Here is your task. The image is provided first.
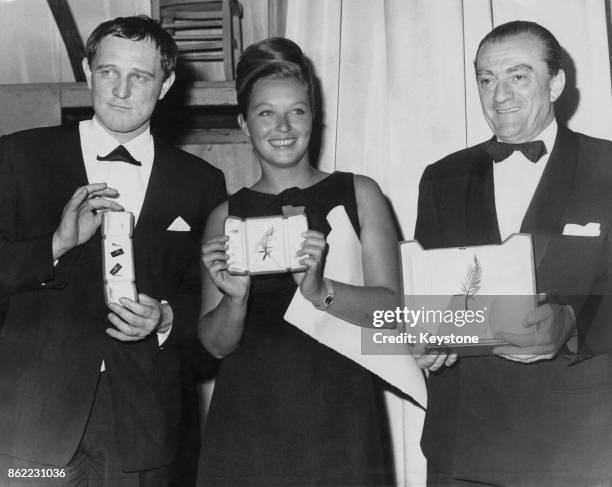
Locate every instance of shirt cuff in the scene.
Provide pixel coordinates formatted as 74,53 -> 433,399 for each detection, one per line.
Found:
565,305 -> 578,353
559,304 -> 591,364
157,326 -> 172,347
157,300 -> 173,347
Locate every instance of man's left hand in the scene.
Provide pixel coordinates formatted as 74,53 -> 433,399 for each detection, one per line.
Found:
106,293 -> 162,341
414,348 -> 458,371
493,303 -> 575,363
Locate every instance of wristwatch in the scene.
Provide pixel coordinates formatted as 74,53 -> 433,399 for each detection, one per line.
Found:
314,278 -> 335,311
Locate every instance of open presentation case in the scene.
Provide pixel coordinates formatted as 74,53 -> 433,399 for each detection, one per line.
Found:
225,214 -> 308,275
400,234 -> 537,355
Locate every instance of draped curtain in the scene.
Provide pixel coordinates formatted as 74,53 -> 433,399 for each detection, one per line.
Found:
1,1 -> 610,484
286,0 -> 612,238
0,0 -> 270,84
285,1 -> 612,485
0,0 -> 151,84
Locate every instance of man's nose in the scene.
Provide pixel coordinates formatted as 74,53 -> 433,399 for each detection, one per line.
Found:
113,77 -> 131,99
493,80 -> 513,103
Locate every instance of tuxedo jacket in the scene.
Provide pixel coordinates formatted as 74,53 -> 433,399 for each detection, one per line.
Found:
415,126 -> 612,485
0,125 -> 226,471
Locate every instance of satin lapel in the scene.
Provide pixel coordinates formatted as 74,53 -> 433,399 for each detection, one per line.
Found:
52,127 -> 92,278
466,141 -> 502,246
520,126 -> 578,270
134,137 -> 172,239
51,127 -> 89,189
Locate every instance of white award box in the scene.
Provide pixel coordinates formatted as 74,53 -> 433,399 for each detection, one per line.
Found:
101,211 -> 138,305
400,234 -> 537,354
225,214 -> 308,275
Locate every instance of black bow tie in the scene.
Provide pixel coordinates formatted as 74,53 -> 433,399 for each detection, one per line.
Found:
486,140 -> 547,163
96,145 -> 141,166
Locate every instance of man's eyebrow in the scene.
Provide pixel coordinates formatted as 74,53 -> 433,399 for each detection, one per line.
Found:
476,64 -> 534,76
131,68 -> 155,77
93,63 -> 116,70
93,64 -> 155,77
507,63 -> 533,73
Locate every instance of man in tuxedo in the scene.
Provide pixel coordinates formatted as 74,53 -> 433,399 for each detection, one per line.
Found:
415,21 -> 612,486
0,16 -> 225,486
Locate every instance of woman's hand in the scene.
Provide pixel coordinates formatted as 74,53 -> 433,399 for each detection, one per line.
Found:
296,230 -> 328,305
201,235 -> 250,302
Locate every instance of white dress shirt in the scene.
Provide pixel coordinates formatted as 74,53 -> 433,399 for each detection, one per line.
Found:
493,120 -> 558,241
78,118 -> 170,369
492,120 -> 577,352
80,117 -> 154,224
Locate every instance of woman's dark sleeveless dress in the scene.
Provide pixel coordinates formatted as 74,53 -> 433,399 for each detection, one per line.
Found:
198,172 -> 393,486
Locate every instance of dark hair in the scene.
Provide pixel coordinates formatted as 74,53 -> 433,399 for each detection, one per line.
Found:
475,20 -> 563,76
85,15 -> 177,80
235,37 -> 315,116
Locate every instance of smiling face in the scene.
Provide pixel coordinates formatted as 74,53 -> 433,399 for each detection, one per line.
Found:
238,76 -> 312,169
82,35 -> 175,144
475,33 -> 565,143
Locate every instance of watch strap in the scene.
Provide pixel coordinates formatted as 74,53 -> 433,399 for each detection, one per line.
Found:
314,278 -> 335,311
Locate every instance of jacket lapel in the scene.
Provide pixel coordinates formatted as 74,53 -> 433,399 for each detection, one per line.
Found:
520,126 -> 578,270
51,126 -> 89,190
466,139 -> 502,246
133,137 -> 174,241
51,127 -> 92,282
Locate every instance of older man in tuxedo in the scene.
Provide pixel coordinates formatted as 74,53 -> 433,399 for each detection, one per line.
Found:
415,20 -> 612,486
0,16 -> 225,486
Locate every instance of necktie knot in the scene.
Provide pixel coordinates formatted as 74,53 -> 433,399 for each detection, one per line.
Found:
97,145 -> 141,166
486,140 -> 547,163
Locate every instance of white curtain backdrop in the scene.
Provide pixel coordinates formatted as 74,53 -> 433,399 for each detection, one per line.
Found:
0,0 -> 150,84
1,1 -> 609,484
285,1 -> 612,485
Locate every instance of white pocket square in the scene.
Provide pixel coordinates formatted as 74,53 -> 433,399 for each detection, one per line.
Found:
167,216 -> 191,232
562,222 -> 600,237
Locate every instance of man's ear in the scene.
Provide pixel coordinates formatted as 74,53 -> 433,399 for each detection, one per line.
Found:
82,58 -> 92,89
549,68 -> 566,102
158,71 -> 176,100
237,113 -> 249,137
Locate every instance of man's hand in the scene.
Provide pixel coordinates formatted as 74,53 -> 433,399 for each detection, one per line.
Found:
53,183 -> 123,259
493,303 -> 575,363
106,293 -> 162,342
415,350 -> 458,371
413,341 -> 458,372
